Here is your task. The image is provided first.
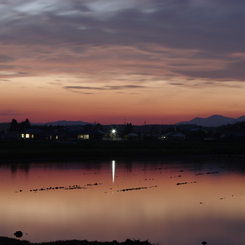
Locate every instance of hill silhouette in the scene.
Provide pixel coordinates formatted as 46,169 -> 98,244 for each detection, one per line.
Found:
177,115 -> 245,127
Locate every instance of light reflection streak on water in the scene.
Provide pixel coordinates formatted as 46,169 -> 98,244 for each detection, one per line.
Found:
0,160 -> 245,245
112,160 -> 115,183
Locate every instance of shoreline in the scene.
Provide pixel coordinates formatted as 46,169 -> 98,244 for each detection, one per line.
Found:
0,237 -> 154,245
1,139 -> 245,164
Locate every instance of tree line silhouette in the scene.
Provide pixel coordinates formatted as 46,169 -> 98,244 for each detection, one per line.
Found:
9,118 -> 31,132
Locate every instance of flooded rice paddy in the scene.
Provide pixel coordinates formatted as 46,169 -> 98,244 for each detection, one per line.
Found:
0,158 -> 245,245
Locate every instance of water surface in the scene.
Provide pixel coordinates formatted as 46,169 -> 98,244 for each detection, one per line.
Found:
0,158 -> 245,245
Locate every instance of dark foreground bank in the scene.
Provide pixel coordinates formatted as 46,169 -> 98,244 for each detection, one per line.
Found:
1,139 -> 245,163
0,237 -> 157,245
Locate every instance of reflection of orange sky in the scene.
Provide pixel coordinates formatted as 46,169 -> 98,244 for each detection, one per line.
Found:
1,162 -> 245,244
1,44 -> 245,124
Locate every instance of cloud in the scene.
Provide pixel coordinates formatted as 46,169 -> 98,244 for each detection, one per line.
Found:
0,110 -> 22,116
0,79 -> 10,82
0,71 -> 29,77
169,78 -> 244,89
170,83 -> 184,86
64,84 -> 147,93
0,55 -> 14,63
173,60 -> 245,81
1,0 -> 244,53
1,0 -> 245,85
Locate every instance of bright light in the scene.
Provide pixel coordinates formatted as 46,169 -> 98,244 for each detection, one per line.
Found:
111,129 -> 116,134
112,160 -> 115,183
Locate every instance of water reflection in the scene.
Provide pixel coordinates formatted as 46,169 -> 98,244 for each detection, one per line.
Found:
112,160 -> 115,184
0,159 -> 245,245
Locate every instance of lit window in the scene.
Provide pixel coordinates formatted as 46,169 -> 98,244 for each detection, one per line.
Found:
78,134 -> 89,139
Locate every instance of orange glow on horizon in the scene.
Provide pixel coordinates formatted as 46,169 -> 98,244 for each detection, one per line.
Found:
1,44 -> 245,125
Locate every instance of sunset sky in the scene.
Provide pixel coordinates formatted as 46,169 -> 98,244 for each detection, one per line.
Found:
1,0 -> 245,125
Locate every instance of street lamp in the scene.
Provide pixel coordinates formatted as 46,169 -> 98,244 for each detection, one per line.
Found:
111,129 -> 117,140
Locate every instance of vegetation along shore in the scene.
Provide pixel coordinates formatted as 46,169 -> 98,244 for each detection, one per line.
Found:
0,237 -> 209,245
0,237 -> 157,245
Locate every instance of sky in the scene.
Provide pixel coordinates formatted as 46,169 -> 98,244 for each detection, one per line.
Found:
1,0 -> 245,125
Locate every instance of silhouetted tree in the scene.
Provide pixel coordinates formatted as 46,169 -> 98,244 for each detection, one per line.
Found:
9,119 -> 19,132
24,118 -> 31,128
19,118 -> 31,131
94,123 -> 104,131
9,118 -> 31,132
123,123 -> 135,135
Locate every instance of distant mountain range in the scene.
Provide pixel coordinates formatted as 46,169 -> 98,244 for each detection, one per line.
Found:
4,115 -> 245,128
177,115 -> 245,127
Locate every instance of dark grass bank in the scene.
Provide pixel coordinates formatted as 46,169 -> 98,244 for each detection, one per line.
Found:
1,139 -> 245,163
0,237 -> 154,245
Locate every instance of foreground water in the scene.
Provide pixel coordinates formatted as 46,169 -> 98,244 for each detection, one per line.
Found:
0,158 -> 245,245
